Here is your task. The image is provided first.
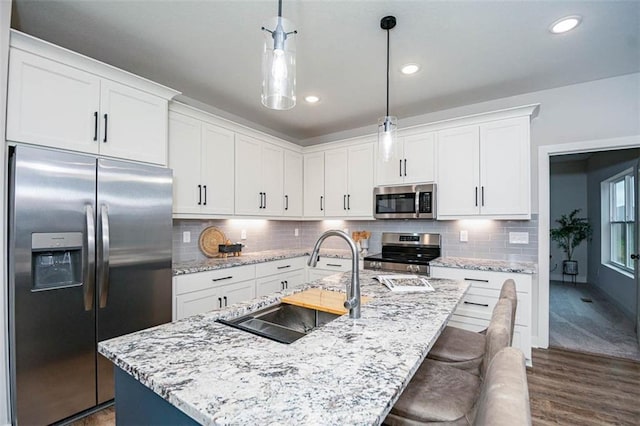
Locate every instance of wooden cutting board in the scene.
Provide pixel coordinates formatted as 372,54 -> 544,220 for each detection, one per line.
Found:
281,288 -> 371,315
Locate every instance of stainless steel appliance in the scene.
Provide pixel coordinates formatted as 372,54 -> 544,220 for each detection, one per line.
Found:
373,184 -> 436,219
363,232 -> 441,275
8,145 -> 173,425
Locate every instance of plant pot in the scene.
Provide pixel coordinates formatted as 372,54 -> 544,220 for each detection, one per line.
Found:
563,260 -> 578,275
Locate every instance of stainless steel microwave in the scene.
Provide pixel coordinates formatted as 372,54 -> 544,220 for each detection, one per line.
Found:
373,184 -> 437,219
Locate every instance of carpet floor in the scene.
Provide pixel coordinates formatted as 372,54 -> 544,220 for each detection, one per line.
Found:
549,280 -> 640,361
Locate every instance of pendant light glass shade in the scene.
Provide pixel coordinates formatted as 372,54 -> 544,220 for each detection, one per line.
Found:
261,16 -> 296,110
378,115 -> 398,162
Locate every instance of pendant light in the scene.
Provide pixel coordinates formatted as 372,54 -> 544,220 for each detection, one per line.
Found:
261,0 -> 297,110
378,15 -> 398,163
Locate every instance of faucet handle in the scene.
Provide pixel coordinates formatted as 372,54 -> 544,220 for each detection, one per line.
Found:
344,297 -> 359,310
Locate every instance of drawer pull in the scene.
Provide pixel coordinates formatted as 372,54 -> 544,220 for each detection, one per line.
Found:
464,301 -> 489,307
277,265 -> 291,269
326,263 -> 342,267
464,278 -> 489,283
212,276 -> 233,282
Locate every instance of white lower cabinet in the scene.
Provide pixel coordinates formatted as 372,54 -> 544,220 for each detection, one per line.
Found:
255,257 -> 307,297
173,265 -> 256,320
430,266 -> 533,362
307,257 -> 352,281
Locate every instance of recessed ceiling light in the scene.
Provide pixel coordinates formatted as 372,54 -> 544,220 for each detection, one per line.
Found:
304,95 -> 320,103
401,63 -> 420,75
549,15 -> 582,34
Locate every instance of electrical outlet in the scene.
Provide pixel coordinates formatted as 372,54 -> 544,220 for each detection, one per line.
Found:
509,232 -> 529,244
459,230 -> 468,242
182,231 -> 191,243
241,229 -> 247,240
294,228 -> 299,237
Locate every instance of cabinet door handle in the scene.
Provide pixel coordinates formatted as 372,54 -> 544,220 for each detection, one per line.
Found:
197,185 -> 202,205
212,276 -> 233,282
284,195 -> 289,210
277,265 -> 291,269
326,263 -> 342,267
284,280 -> 288,289
93,111 -> 98,141
203,185 -> 207,205
103,113 -> 108,143
347,194 -> 351,210
464,278 -> 489,283
475,187 -> 478,207
464,301 -> 489,307
481,186 -> 485,206
218,297 -> 223,308
320,196 -> 324,211
281,281 -> 285,290
404,159 -> 407,176
343,195 -> 347,210
223,296 -> 228,307
263,192 -> 267,209
259,192 -> 263,209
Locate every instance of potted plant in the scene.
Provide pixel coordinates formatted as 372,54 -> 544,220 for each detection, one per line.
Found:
550,209 -> 593,276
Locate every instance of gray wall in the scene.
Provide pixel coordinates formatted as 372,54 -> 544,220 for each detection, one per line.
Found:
549,160 -> 588,282
173,216 -> 538,265
586,149 -> 639,320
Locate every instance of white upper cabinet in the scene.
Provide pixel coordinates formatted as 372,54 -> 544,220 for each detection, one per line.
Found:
436,115 -> 531,219
283,150 -> 303,217
303,152 -> 325,217
7,48 -> 101,154
235,134 -> 284,216
6,31 -> 179,165
98,79 -> 168,165
169,108 -> 235,216
376,132 -> 435,185
306,142 -> 374,218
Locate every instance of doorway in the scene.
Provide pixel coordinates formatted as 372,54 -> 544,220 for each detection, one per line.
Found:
548,150 -> 640,360
537,135 -> 640,354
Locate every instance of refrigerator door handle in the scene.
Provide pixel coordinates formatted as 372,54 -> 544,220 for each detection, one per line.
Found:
84,205 -> 96,311
98,205 -> 111,308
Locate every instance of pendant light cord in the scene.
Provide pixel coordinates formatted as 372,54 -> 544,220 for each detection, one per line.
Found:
278,0 -> 282,17
386,28 -> 390,117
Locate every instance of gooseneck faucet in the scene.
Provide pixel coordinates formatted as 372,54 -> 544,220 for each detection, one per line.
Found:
308,230 -> 361,319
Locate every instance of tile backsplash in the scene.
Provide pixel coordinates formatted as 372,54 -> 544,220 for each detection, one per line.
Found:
173,215 -> 538,264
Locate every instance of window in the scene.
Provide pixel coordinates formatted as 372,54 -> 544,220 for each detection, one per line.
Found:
604,169 -> 635,272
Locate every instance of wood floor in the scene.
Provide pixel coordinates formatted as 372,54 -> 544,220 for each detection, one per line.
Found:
71,347 -> 640,426
528,347 -> 640,425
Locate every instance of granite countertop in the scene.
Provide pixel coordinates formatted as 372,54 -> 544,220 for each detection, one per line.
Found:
173,248 -> 351,276
99,271 -> 468,425
430,256 -> 537,274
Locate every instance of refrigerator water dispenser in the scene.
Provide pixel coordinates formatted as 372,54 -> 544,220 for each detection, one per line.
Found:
31,232 -> 83,291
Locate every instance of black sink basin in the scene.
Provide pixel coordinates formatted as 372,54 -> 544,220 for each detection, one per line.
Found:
217,303 -> 340,344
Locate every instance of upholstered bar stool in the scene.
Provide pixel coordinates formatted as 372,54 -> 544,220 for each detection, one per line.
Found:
426,279 -> 517,375
474,347 -> 531,426
384,299 -> 512,426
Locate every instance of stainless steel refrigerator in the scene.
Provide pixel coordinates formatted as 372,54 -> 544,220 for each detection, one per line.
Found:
8,145 -> 173,425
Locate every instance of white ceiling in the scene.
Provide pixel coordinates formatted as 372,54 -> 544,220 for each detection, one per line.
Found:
11,1 -> 640,146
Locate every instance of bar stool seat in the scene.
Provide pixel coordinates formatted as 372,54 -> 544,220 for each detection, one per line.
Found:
427,279 -> 517,375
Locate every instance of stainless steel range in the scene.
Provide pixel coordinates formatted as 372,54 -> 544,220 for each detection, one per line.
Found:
363,232 -> 441,275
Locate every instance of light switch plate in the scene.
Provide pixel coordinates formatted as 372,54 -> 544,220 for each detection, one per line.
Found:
241,229 -> 247,240
460,230 -> 468,242
294,228 -> 299,237
509,232 -> 529,244
182,231 -> 191,243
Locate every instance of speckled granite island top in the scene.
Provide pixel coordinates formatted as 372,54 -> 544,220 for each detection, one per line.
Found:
99,271 -> 469,425
430,256 -> 537,274
173,248 -> 350,275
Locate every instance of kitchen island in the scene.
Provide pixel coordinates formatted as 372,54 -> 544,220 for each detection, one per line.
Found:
99,271 -> 468,425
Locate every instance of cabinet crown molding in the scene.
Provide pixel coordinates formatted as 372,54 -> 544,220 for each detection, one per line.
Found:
10,29 -> 180,100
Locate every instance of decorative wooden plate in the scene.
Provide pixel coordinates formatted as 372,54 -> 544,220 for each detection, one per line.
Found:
199,227 -> 227,258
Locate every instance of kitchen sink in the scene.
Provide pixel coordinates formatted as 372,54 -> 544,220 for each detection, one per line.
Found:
216,303 -> 340,344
